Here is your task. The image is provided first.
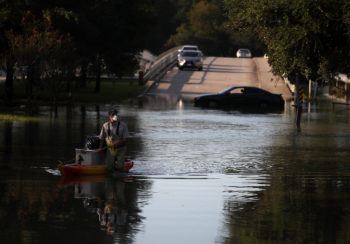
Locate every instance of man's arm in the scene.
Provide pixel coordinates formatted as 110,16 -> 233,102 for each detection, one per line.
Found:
98,124 -> 106,149
113,123 -> 128,147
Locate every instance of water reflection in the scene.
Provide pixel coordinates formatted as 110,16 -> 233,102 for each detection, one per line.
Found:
0,175 -> 152,244
62,176 -> 151,241
220,100 -> 350,243
221,174 -> 350,243
137,95 -> 183,111
2,122 -> 12,165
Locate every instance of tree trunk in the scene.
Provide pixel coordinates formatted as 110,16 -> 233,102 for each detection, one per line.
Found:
80,61 -> 87,89
26,65 -> 34,98
5,58 -> 14,102
95,55 -> 101,93
66,69 -> 73,104
3,122 -> 13,164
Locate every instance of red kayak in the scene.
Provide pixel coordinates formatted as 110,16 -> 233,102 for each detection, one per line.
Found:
58,159 -> 134,176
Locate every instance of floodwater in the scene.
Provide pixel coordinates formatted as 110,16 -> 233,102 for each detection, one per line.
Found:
1,98 -> 350,244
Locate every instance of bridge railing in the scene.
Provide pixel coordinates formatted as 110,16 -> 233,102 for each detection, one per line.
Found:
143,46 -> 180,82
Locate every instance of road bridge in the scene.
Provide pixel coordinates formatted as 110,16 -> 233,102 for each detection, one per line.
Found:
144,56 -> 293,102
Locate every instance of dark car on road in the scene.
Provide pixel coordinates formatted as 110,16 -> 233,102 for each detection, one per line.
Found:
194,86 -> 284,111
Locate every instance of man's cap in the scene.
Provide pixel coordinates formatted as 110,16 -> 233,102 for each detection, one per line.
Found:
108,109 -> 118,116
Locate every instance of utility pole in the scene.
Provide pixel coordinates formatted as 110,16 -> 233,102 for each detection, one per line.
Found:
296,87 -> 304,131
295,74 -> 303,131
308,79 -> 312,100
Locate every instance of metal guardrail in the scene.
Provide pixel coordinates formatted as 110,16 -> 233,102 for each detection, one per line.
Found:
143,46 -> 180,82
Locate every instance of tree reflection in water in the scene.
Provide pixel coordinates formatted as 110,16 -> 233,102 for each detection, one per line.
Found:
220,124 -> 350,243
222,174 -> 350,243
0,175 -> 152,244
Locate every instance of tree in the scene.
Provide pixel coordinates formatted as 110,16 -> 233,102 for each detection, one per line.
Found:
0,0 -> 25,102
167,0 -> 264,57
6,11 -> 76,99
1,0 -> 158,102
167,1 -> 223,55
224,0 -> 350,82
48,0 -> 156,92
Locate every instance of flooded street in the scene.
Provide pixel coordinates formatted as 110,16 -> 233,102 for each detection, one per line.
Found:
1,99 -> 350,243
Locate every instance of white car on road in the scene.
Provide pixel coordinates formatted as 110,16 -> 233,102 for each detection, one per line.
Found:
177,50 -> 203,71
178,45 -> 199,53
236,48 -> 252,58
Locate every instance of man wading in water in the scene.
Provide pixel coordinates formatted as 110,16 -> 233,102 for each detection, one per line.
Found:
99,109 -> 129,172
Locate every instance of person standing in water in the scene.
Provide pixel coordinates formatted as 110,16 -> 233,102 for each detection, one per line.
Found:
99,109 -> 129,172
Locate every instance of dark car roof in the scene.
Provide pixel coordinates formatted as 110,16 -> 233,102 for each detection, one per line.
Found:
220,86 -> 272,94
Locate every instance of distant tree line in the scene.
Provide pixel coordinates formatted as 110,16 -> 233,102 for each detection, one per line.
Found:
165,0 -> 264,57
224,0 -> 350,84
7,0 -> 348,103
0,0 -> 265,104
0,0 -> 157,102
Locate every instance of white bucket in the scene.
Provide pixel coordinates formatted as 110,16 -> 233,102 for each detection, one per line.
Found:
75,149 -> 105,165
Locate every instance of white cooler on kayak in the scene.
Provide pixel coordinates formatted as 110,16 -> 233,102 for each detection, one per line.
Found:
75,149 -> 105,165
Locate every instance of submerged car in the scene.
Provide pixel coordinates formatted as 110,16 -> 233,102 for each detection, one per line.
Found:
194,86 -> 284,111
236,48 -> 252,58
178,50 -> 203,71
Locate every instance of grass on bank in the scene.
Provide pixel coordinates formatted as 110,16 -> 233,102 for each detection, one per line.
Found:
0,78 -> 145,105
0,113 -> 42,122
74,79 -> 144,103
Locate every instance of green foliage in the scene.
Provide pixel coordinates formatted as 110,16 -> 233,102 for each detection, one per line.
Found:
168,0 -> 227,55
1,0 -> 277,104
0,78 -> 143,104
4,11 -> 77,100
0,0 -> 156,102
167,0 -> 264,56
46,0 -> 155,77
224,0 -> 350,82
0,113 -> 42,122
141,0 -> 180,53
72,79 -> 144,104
